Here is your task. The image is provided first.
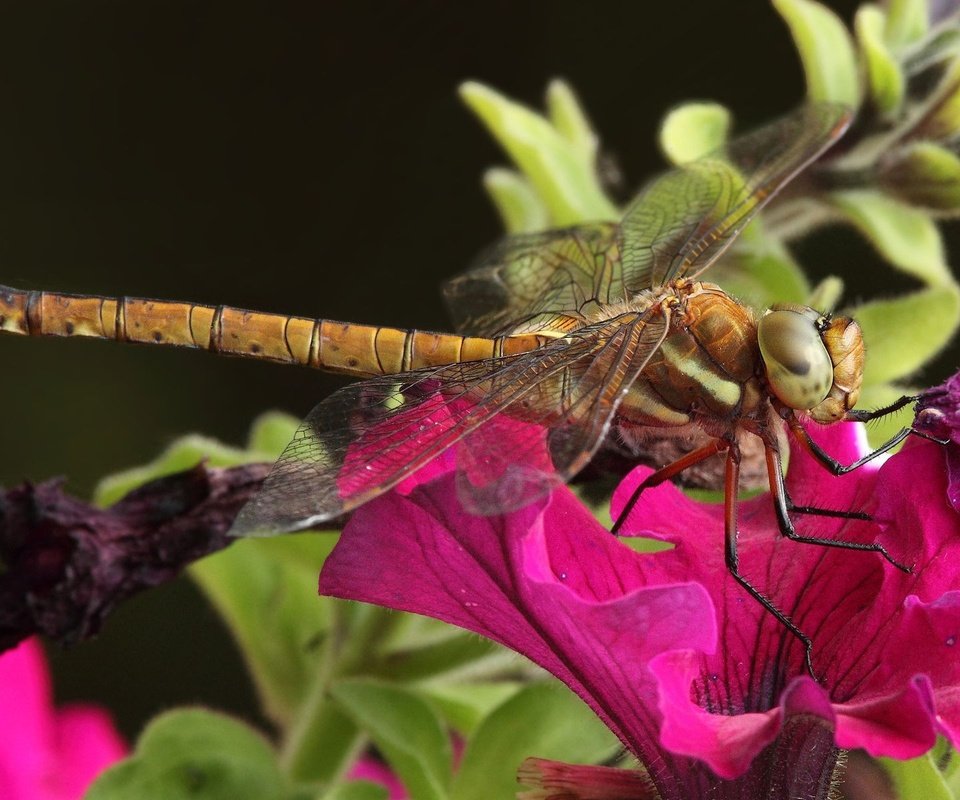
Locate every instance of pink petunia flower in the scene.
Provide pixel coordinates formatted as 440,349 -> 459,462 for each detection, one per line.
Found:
320,416 -> 960,798
0,638 -> 127,800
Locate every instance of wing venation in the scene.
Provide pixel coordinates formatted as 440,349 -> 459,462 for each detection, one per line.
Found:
232,311 -> 668,535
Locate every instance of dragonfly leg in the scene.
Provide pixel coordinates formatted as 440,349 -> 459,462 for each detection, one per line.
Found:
610,439 -> 727,535
783,491 -> 872,522
724,443 -> 819,682
844,393 -> 922,423
787,416 -> 945,477
778,454 -> 873,522
765,445 -> 912,573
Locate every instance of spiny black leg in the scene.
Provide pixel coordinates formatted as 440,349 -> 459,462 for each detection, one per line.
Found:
610,440 -> 726,536
785,501 -> 872,522
784,396 -> 949,478
795,424 -> 908,475
766,445 -> 912,573
727,570 -> 818,682
787,421 -> 946,476
724,444 -> 819,682
783,486 -> 872,522
845,393 -> 920,422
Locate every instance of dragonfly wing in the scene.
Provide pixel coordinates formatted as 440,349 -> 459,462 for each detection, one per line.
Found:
442,223 -> 623,337
453,312 -> 668,515
231,312 -> 667,536
619,103 -> 852,291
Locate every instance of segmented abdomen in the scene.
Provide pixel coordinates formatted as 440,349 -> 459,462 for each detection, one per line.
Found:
0,286 -> 545,375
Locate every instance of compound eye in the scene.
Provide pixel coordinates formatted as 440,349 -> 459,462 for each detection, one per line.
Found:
758,308 -> 834,410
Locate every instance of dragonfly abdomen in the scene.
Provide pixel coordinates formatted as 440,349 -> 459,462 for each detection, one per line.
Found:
0,286 -> 545,376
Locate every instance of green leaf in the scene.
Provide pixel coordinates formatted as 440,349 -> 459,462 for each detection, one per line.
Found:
450,683 -> 620,800
85,709 -> 286,800
189,535 -> 337,727
849,284 -> 960,385
365,631 -> 506,683
319,783 -> 389,800
881,752 -> 954,800
708,223 -> 810,308
879,141 -> 960,214
417,682 -> 524,736
856,5 -> 905,115
936,736 -> 960,793
830,189 -> 954,286
916,60 -> 960,141
93,411 -> 298,507
90,413 -> 366,781
246,411 -> 301,458
331,680 -> 452,800
192,534 -> 376,783
460,81 -> 618,225
659,102 -> 731,165
885,0 -> 929,48
905,28 -> 960,83
93,434 -> 254,507
376,611 -> 479,655
280,701 -> 363,787
482,168 -> 549,233
545,79 -> 599,165
774,0 -> 860,106
806,275 -> 844,312
368,612 -> 526,685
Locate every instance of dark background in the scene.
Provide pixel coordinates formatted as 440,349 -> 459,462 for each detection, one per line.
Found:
0,0 -> 952,739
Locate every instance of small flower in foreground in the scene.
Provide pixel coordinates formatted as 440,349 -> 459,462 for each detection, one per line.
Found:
320,416 -> 960,798
0,638 -> 126,800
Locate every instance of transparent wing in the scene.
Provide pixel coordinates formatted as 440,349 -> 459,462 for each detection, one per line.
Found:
442,223 -> 622,337
232,312 -> 668,536
620,103 -> 851,291
442,105 -> 849,338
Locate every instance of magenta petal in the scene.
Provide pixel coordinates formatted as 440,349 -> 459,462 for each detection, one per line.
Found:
834,591 -> 960,757
873,440 -> 954,571
834,675 -> 937,758
0,639 -> 54,799
610,425 -> 960,765
789,420 -> 874,479
649,650 -> 782,779
947,449 -> 960,512
52,705 -> 128,797
0,638 -> 126,800
325,403 -> 960,790
649,650 -> 836,779
348,757 -> 409,800
321,476 -> 716,756
774,421 -> 881,525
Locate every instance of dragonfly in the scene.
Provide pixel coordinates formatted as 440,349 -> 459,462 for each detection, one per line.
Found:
0,103 -> 923,678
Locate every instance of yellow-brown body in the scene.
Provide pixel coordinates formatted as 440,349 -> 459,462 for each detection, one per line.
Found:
0,279 -> 864,444
0,287 -> 547,377
619,281 -> 766,436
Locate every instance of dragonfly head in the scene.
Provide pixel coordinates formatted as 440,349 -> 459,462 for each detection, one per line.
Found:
758,304 -> 864,424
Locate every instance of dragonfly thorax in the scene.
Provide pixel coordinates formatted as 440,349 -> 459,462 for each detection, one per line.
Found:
617,282 -> 766,436
757,304 -> 864,423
